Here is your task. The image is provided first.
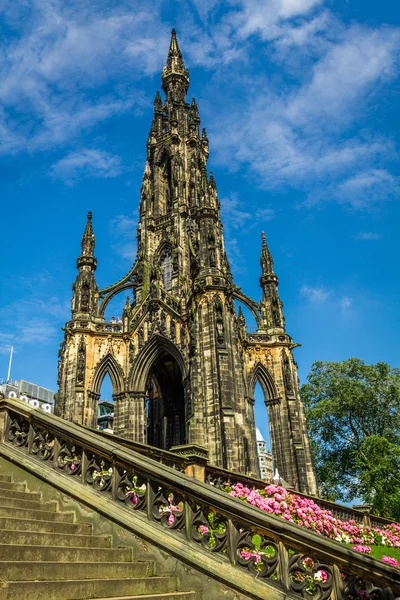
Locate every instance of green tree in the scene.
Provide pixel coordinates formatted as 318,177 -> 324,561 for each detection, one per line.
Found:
301,358 -> 400,519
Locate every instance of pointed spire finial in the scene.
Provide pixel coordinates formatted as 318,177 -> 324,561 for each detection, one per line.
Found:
81,210 -> 95,257
261,231 -> 267,247
162,28 -> 189,97
260,230 -> 275,276
166,28 -> 184,69
154,91 -> 162,112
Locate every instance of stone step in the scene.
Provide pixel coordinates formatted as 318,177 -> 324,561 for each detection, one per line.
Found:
0,576 -> 176,600
0,517 -> 91,535
0,494 -> 57,511
0,481 -> 27,492
90,594 -> 198,600
0,529 -> 112,548
0,488 -> 41,501
0,474 -> 12,482
0,544 -> 133,563
0,561 -> 154,582
0,506 -> 74,522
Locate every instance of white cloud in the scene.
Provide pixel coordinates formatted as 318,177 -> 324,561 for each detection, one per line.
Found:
51,149 -> 125,183
300,284 -> 330,303
340,296 -> 352,314
334,170 -> 399,210
285,26 -> 400,127
355,232 -> 382,241
212,23 -> 400,208
0,1 -> 165,155
221,195 -> 252,229
110,213 -> 138,263
229,0 -> 324,41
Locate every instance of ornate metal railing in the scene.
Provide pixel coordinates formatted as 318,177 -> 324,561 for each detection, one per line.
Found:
0,399 -> 399,600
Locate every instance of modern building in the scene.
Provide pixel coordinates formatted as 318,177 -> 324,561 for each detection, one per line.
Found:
256,428 -> 273,482
55,30 -> 317,494
0,378 -> 54,413
98,400 -> 114,432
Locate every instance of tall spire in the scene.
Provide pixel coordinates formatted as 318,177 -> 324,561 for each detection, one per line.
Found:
259,231 -> 284,332
167,28 -> 184,70
72,212 -> 98,317
260,231 -> 275,279
162,29 -> 189,99
81,211 -> 95,258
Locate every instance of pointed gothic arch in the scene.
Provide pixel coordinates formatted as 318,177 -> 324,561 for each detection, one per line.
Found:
129,334 -> 186,392
247,361 -> 279,402
90,353 -> 126,397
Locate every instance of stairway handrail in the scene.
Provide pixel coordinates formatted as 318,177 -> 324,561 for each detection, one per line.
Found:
1,397 -> 399,600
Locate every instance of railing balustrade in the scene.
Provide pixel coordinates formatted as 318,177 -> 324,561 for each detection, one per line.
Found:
1,399 -> 399,600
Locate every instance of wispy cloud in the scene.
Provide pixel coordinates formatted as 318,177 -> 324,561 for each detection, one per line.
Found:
110,213 -> 138,263
0,1 -> 164,155
212,24 -> 400,210
340,296 -> 353,315
300,285 -> 330,304
334,170 -> 400,210
355,232 -> 383,241
51,149 -> 125,184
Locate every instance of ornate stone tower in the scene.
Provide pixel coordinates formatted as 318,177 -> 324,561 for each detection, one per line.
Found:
55,30 -> 317,494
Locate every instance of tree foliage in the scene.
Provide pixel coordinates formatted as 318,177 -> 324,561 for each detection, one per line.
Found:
301,358 -> 400,519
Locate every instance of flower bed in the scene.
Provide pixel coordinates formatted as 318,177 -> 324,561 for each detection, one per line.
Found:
222,483 -> 400,567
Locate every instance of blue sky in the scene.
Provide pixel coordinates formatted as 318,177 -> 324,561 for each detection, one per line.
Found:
1,0 -> 399,446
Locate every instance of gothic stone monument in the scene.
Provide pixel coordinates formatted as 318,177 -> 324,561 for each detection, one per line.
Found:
55,30 -> 317,495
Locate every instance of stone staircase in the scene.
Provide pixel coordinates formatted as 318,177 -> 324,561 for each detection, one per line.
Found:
0,472 -> 198,600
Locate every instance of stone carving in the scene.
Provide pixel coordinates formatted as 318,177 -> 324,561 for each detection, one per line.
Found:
214,295 -> 224,345
76,336 -> 86,385
282,350 -> 294,395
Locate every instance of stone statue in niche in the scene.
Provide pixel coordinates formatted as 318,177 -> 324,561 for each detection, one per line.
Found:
272,296 -> 281,327
141,172 -> 151,199
208,232 -> 216,267
129,340 -> 135,363
159,311 -> 167,335
81,280 -> 90,311
76,336 -> 86,385
282,350 -> 294,394
214,295 -> 225,345
138,329 -> 144,350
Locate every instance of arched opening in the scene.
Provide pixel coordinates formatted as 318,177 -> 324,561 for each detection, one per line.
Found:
234,299 -> 258,332
103,290 -> 132,323
157,151 -> 172,216
146,350 -> 185,450
254,381 -> 273,481
98,373 -> 114,432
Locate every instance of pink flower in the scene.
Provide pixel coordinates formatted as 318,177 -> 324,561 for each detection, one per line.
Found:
168,513 -> 175,525
382,556 -> 399,567
70,464 -> 75,471
352,545 -> 371,554
199,525 -> 209,535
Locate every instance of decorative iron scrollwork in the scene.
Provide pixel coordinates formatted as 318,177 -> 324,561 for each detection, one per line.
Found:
192,507 -> 228,553
288,550 -> 333,599
7,414 -> 29,448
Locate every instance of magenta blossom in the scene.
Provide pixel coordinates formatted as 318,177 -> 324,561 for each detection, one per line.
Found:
382,556 -> 399,567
